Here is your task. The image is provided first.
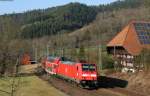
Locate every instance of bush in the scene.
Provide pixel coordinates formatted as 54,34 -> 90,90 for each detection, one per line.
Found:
102,53 -> 114,69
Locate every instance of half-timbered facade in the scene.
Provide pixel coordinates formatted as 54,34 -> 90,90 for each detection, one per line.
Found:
107,21 -> 150,68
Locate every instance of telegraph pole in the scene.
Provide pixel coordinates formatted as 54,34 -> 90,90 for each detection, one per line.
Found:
47,44 -> 49,56
35,47 -> 38,63
99,45 -> 102,72
96,23 -> 102,74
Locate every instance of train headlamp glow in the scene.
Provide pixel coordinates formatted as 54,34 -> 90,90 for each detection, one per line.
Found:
82,74 -> 89,77
91,74 -> 97,77
82,74 -> 97,77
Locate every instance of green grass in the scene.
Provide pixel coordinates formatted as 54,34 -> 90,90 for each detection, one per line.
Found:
0,76 -> 67,96
0,77 -> 14,96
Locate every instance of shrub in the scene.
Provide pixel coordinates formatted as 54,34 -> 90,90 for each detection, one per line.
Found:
102,53 -> 114,69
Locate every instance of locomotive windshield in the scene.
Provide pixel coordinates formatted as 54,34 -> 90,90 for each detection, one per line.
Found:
82,64 -> 96,71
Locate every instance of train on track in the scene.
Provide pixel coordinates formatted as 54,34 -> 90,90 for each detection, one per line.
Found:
41,56 -> 98,88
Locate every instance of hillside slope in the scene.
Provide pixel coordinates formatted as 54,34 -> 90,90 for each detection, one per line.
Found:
0,0 -> 143,39
48,7 -> 150,48
0,0 -> 149,75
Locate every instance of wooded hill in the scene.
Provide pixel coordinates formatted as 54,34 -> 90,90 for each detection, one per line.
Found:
0,0 -> 143,39
0,0 -> 150,75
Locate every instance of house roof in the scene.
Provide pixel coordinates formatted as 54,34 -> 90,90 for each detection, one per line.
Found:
107,21 -> 150,56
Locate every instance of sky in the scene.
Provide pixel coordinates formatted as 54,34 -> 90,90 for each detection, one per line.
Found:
0,0 -> 117,15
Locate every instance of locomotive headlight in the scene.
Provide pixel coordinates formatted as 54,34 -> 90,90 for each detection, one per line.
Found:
91,74 -> 97,77
82,74 -> 89,77
82,74 -> 97,77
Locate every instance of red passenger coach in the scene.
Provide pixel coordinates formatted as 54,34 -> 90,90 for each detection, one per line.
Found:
42,56 -> 98,88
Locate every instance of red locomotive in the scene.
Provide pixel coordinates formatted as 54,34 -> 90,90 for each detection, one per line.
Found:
42,56 -> 98,88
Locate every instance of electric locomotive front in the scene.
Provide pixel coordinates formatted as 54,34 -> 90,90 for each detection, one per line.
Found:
76,63 -> 98,88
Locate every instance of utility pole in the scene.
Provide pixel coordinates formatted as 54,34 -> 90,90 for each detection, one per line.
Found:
96,23 -> 102,74
35,47 -> 38,63
47,44 -> 49,56
98,44 -> 102,74
114,46 -> 117,71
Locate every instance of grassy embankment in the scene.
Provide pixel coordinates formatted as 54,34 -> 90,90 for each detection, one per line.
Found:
0,76 -> 67,96
0,64 -> 66,96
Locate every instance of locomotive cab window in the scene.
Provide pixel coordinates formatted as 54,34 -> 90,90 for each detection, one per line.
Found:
82,64 -> 96,71
89,65 -> 96,71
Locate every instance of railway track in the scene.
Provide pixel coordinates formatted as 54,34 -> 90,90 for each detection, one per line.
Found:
38,74 -> 103,96
36,73 -> 146,96
29,66 -> 147,96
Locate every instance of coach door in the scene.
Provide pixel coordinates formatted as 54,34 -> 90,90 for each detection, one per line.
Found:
76,65 -> 79,78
